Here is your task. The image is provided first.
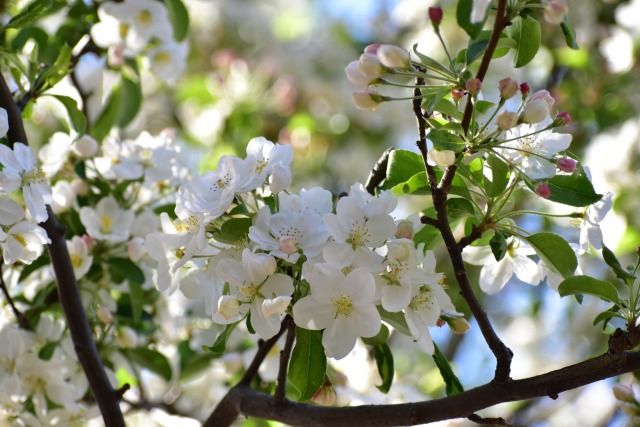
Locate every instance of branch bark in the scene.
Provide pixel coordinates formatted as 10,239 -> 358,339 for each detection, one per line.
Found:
0,73 -> 126,427
205,348 -> 640,427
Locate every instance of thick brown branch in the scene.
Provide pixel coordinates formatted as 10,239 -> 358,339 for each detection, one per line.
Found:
207,349 -> 640,426
0,73 -> 126,427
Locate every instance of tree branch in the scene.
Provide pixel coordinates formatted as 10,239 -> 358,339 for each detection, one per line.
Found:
204,348 -> 640,426
0,261 -> 32,330
274,316 -> 296,406
0,72 -> 126,427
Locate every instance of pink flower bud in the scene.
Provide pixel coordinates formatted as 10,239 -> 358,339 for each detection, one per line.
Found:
496,110 -> 518,130
498,77 -> 518,100
377,44 -> 411,69
529,89 -> 555,110
278,236 -> 298,255
451,89 -> 464,101
544,0 -> 569,25
465,78 -> 482,95
520,82 -> 531,96
352,91 -> 385,110
364,44 -> 381,55
358,53 -> 384,79
96,307 -> 112,324
428,7 -> 443,26
345,61 -> 374,87
535,183 -> 551,199
554,111 -> 572,126
557,157 -> 577,173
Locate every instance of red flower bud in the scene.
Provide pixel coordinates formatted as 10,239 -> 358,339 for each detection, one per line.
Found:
520,82 -> 531,96
451,89 -> 464,101
555,111 -> 572,126
428,7 -> 443,26
465,78 -> 482,95
535,183 -> 551,199
557,157 -> 577,173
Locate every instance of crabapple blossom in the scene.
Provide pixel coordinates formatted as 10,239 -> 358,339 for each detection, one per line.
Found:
79,196 -> 135,242
0,143 -> 52,223
345,61 -> 375,87
377,44 -> 410,69
66,236 -> 93,279
463,237 -> 541,294
358,53 -> 384,79
293,264 -> 381,359
352,91 -> 384,110
2,221 -> 51,265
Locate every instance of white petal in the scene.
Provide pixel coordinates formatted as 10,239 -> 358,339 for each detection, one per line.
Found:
292,296 -> 334,330
512,254 -> 542,286
479,258 -> 513,294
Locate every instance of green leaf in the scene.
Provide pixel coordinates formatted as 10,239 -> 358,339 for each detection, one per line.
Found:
38,341 -> 57,360
560,20 -> 579,50
456,0 -> 485,39
384,149 -> 425,189
205,322 -> 240,355
116,74 -> 142,129
165,0 -> 190,42
413,221 -> 442,250
428,129 -> 466,152
48,95 -> 87,135
593,308 -> 625,327
525,232 -> 577,279
127,348 -> 172,382
434,99 -> 462,120
92,84 -> 122,142
412,44 -> 452,76
424,86 -> 452,116
446,198 -> 475,221
105,258 -> 145,285
475,100 -> 495,115
361,324 -> 390,347
373,343 -> 394,394
466,35 -> 489,66
432,343 -> 464,396
178,341 -> 217,381
377,306 -> 411,336
212,217 -> 252,244
542,167 -> 602,207
1,0 -> 61,31
288,327 -> 327,401
510,15 -> 541,68
485,154 -> 510,198
602,245 -> 635,281
558,275 -> 620,305
490,232 -> 508,262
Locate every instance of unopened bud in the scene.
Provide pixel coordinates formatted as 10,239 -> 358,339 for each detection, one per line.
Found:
358,53 -> 384,79
395,220 -> 415,240
498,78 -> 518,100
613,384 -> 636,403
544,0 -> 569,25
449,317 -> 471,334
535,183 -> 551,199
345,61 -> 374,87
364,44 -> 381,55
557,157 -> 577,173
465,78 -> 482,95
96,307 -> 112,324
523,99 -> 550,124
312,377 -> 337,406
554,111 -> 572,127
428,7 -> 443,27
352,91 -> 385,110
116,326 -> 138,349
451,89 -> 464,101
377,44 -> 411,69
428,149 -> 456,167
496,110 -> 518,130
520,82 -> 531,97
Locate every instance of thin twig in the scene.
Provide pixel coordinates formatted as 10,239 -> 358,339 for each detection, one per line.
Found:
274,316 -> 296,406
0,73 -> 126,427
467,413 -> 511,426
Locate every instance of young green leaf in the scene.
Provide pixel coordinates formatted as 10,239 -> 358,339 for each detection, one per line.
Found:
432,343 -> 464,396
490,232 -> 508,262
116,75 -> 142,129
205,322 -> 240,355
212,217 -> 253,244
165,0 -> 190,42
361,324 -> 390,347
602,245 -> 635,281
558,276 -> 620,305
48,95 -> 87,135
288,327 -> 327,401
105,258 -> 145,285
127,348 -> 173,382
428,129 -> 467,152
373,343 -> 394,394
377,306 -> 411,336
510,15 -> 541,68
560,21 -> 579,50
456,0 -> 485,39
525,232 -> 577,279
412,44 -> 452,76
485,154 -> 510,198
541,168 -> 602,207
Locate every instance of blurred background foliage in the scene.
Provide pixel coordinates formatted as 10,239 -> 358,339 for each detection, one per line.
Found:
5,0 -> 640,425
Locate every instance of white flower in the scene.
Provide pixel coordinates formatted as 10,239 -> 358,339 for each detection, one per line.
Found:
248,206 -> 328,262
279,187 -> 334,216
405,285 -> 455,354
146,42 -> 189,80
0,196 -> 24,226
379,239 -> 419,312
79,196 -> 135,242
214,249 -> 294,339
323,195 -> 395,271
0,143 -> 52,223
50,181 -> 76,214
293,264 -> 381,359
66,236 -> 93,279
2,221 -> 50,265
501,118 -> 572,180
579,192 -> 613,252
39,132 -> 72,177
462,237 -> 542,294
237,137 -> 293,193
